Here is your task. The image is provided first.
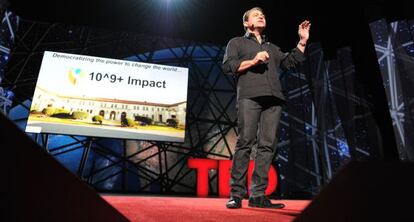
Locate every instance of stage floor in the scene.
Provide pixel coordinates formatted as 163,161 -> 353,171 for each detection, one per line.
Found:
102,195 -> 310,222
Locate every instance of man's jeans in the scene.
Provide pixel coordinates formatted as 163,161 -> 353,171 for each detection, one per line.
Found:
230,96 -> 283,198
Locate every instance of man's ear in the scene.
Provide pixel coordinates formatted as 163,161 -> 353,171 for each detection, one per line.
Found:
243,21 -> 249,29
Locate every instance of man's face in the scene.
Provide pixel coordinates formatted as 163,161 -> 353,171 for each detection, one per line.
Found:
244,9 -> 266,30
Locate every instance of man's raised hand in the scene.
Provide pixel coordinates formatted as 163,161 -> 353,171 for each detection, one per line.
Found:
298,20 -> 311,41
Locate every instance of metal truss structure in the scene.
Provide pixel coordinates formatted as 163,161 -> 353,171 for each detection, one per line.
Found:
2,17 -> 381,197
277,43 -> 380,197
370,19 -> 414,161
0,9 -> 18,114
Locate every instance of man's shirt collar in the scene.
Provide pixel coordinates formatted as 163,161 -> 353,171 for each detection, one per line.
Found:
244,31 -> 268,44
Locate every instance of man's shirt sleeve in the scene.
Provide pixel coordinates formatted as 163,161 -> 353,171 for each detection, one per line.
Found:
222,38 -> 243,75
275,46 -> 306,71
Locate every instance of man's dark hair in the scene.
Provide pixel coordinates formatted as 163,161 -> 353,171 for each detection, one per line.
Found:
243,7 -> 264,22
242,7 -> 264,30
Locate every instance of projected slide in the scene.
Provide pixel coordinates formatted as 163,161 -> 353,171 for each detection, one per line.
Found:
26,51 -> 189,142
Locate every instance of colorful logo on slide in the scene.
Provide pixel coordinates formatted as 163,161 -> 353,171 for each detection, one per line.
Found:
68,68 -> 86,85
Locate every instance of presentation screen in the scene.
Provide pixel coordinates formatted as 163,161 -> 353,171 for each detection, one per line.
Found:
26,51 -> 189,142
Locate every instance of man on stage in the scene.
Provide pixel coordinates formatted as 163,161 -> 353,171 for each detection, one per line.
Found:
222,7 -> 310,209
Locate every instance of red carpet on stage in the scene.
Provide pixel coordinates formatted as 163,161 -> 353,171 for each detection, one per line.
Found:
103,195 -> 310,222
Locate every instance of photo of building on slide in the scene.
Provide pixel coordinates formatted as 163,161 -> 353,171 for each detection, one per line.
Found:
25,51 -> 189,142
27,86 -> 186,142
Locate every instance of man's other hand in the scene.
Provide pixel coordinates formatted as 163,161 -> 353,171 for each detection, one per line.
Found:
253,51 -> 270,65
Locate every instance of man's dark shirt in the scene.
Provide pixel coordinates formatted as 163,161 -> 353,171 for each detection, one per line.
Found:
222,32 -> 306,101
